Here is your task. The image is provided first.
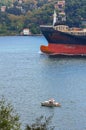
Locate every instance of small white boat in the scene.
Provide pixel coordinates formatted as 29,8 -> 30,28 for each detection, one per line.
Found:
41,98 -> 61,107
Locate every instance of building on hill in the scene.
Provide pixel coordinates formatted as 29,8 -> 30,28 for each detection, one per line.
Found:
55,0 -> 65,10
57,0 -> 65,8
21,28 -> 31,35
18,0 -> 23,4
1,6 -> 6,12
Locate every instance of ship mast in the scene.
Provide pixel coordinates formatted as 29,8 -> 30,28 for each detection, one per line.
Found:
53,0 -> 66,25
53,10 -> 57,26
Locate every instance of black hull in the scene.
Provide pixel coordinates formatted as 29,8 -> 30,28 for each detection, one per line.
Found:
40,26 -> 86,45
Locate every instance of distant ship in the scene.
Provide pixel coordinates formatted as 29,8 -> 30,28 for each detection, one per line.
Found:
40,1 -> 86,56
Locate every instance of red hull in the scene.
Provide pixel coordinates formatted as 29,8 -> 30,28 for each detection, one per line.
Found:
40,44 -> 86,55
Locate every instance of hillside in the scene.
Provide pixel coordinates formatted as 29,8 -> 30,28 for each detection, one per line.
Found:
66,0 -> 86,27
0,0 -> 86,35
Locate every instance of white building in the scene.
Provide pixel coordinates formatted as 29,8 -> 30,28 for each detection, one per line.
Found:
1,6 -> 6,12
22,28 -> 31,35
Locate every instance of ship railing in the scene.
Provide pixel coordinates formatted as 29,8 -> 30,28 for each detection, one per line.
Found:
40,25 -> 53,28
67,31 -> 86,36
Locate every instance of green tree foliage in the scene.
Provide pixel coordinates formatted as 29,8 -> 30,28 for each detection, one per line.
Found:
7,7 -> 22,15
25,115 -> 54,130
0,97 -> 21,130
65,0 -> 86,27
0,0 -> 86,35
0,97 -> 54,130
0,12 -> 11,25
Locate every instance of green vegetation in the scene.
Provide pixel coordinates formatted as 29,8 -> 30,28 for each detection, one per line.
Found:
0,97 -> 54,130
0,97 -> 21,130
0,0 -> 86,35
25,116 -> 54,130
65,0 -> 86,27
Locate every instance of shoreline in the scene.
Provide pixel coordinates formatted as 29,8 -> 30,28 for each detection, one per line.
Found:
0,34 -> 43,37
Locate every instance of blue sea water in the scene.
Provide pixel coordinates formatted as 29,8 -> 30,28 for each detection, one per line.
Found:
0,36 -> 86,130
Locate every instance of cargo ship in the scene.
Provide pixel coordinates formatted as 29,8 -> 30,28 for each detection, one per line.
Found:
40,1 -> 86,56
